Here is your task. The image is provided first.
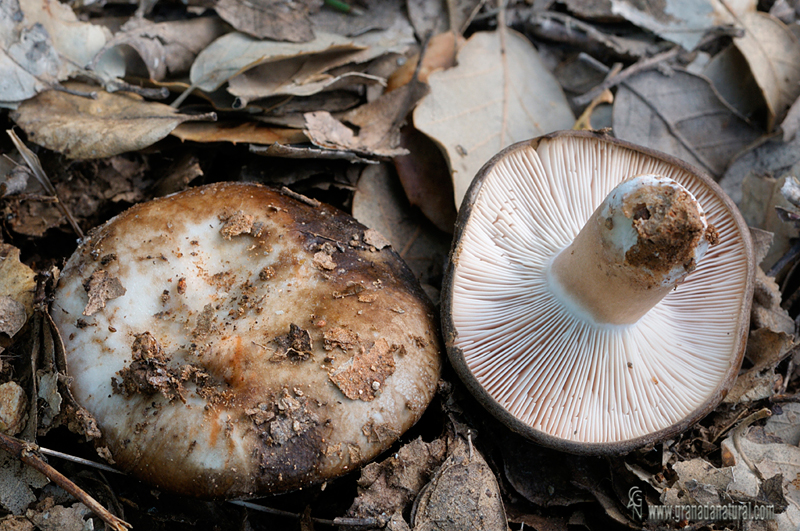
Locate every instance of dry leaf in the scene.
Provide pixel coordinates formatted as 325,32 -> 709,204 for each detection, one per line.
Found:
413,29 -> 575,208
765,403 -> 800,446
26,502 -> 92,531
0,452 -> 48,515
190,31 -> 364,93
304,80 -> 425,158
393,125 -> 457,233
10,82 -> 214,159
214,0 -> 321,42
609,0 -> 757,51
0,244 -> 35,323
412,435 -> 507,531
352,164 -> 450,287
0,0 -> 124,107
94,17 -> 227,81
732,11 -> 800,130
612,69 -> 762,178
702,45 -> 763,121
386,31 -> 463,92
171,121 -> 306,145
721,427 -> 800,530
738,173 -> 799,269
0,382 -> 27,436
229,64 -> 385,107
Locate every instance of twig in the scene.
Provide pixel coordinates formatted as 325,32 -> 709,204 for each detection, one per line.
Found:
229,500 -> 385,527
37,446 -> 122,475
6,130 -> 85,240
572,47 -> 681,107
0,432 -> 131,530
731,408 -> 771,482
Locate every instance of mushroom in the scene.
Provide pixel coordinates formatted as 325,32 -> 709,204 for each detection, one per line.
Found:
51,182 -> 441,498
442,131 -> 754,454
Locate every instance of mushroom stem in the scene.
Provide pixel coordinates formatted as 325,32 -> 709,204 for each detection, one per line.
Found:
547,175 -> 717,325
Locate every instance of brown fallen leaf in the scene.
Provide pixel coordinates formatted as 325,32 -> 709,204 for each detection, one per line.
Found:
612,69 -> 763,178
393,125 -> 457,234
0,382 -> 27,436
214,0 -> 321,43
413,28 -> 575,207
386,31 -> 464,92
10,82 -> 214,159
171,121 -> 307,146
351,164 -> 451,288
0,244 -> 36,324
731,11 -> 800,130
303,78 -> 424,159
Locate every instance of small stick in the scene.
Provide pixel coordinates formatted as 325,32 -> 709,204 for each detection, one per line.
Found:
229,500 -> 384,527
572,46 -> 681,107
731,408 -> 771,481
0,431 -> 131,530
7,130 -> 85,240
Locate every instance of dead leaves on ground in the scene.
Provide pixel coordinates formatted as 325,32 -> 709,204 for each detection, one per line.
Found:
7,1 -> 800,531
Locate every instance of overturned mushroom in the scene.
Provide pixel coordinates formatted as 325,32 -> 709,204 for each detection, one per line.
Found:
442,131 -> 754,454
51,182 -> 441,498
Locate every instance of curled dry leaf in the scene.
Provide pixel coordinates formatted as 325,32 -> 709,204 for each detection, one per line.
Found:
386,31 -> 463,92
393,125 -> 457,234
189,31 -> 364,93
732,11 -> 800,130
93,17 -> 227,81
10,82 -> 214,159
702,45 -> 763,121
609,0 -> 756,51
765,403 -> 800,446
171,121 -> 307,146
1,0 -> 123,107
413,29 -> 575,208
214,0 -> 321,43
303,77 -> 426,159
612,69 -> 763,178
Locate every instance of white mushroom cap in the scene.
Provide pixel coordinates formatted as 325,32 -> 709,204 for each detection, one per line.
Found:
443,131 -> 754,454
52,182 -> 441,497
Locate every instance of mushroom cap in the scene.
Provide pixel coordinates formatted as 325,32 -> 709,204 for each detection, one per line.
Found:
442,131 -> 754,454
52,182 -> 441,498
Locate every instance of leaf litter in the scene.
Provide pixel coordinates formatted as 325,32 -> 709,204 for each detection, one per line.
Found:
6,0 -> 800,530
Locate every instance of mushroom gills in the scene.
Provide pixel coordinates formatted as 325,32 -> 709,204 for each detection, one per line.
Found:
547,174 -> 718,325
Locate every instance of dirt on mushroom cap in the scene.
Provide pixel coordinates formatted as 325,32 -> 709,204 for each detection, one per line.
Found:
51,182 -> 442,498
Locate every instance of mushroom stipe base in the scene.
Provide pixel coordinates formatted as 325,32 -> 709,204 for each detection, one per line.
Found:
442,130 -> 754,455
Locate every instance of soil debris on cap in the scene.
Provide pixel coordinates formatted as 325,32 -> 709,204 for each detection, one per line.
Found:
82,270 -> 126,316
313,251 -> 337,270
218,209 -> 255,239
323,327 -> 360,351
273,324 -> 313,361
363,228 -> 391,250
112,332 -> 207,403
329,338 -> 398,401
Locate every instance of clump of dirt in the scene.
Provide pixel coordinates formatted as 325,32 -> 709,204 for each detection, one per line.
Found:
272,324 -> 313,361
329,338 -> 398,401
111,332 -> 207,403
